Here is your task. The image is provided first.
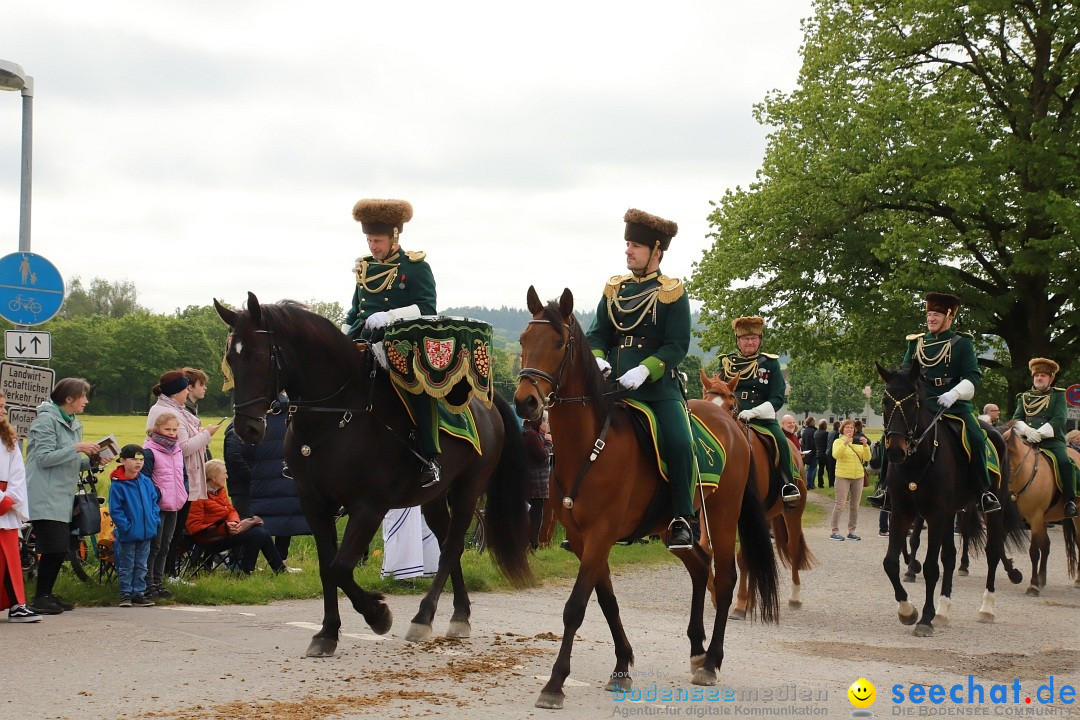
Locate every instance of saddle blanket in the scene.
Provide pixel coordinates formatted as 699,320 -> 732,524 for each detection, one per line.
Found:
622,399 -> 727,488
391,382 -> 482,456
1036,447 -> 1066,493
747,422 -> 800,481
942,414 -> 1003,484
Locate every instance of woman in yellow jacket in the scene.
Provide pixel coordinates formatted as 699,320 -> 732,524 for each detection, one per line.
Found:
830,419 -> 871,541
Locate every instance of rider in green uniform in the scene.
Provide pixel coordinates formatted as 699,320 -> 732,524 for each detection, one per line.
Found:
1012,358 -> 1078,519
718,316 -> 800,505
586,208 -> 695,550
344,198 -> 440,486
869,292 -> 1001,513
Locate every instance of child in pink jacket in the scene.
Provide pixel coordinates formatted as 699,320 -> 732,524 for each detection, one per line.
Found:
142,412 -> 187,599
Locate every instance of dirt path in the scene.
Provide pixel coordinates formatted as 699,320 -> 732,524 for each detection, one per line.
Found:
6,499 -> 1079,719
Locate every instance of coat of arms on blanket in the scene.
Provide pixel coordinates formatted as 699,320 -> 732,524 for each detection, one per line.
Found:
384,317 -> 494,412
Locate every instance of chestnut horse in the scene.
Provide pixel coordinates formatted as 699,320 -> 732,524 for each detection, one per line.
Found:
701,372 -> 816,615
1001,422 -> 1080,595
515,287 -> 778,711
215,294 -> 532,657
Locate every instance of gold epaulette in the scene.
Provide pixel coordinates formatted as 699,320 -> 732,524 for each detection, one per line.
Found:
1053,387 -> 1066,392
761,352 -> 779,360
603,273 -> 634,299
959,331 -> 974,338
906,332 -> 923,341
657,275 -> 684,304
404,250 -> 426,262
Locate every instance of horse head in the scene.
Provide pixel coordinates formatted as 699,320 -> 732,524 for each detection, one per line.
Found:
215,291 -> 280,444
700,370 -> 739,417
877,361 -> 923,464
514,286 -> 577,421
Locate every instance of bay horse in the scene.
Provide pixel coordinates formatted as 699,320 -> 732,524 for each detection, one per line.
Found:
700,372 -> 816,615
1000,422 -> 1080,595
215,293 -> 532,657
515,287 -> 778,710
877,363 -> 1026,635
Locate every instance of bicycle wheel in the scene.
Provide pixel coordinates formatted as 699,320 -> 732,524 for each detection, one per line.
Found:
465,508 -> 486,553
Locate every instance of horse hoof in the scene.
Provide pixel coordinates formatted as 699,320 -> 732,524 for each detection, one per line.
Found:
1008,569 -> 1024,584
911,560 -> 922,574
913,623 -> 934,637
604,676 -> 632,693
903,572 -> 917,583
690,654 -> 706,673
788,599 -> 803,609
957,569 -> 969,577
535,691 -> 565,709
405,622 -> 432,643
935,614 -> 949,627
977,611 -> 995,623
1025,586 -> 1040,597
898,602 -> 917,626
728,608 -> 746,621
305,637 -> 338,658
447,620 -> 472,638
692,667 -> 717,686
368,605 -> 393,635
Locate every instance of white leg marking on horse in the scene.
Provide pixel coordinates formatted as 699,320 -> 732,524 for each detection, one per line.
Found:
790,583 -> 801,604
936,596 -> 951,625
899,600 -> 915,616
977,590 -> 996,622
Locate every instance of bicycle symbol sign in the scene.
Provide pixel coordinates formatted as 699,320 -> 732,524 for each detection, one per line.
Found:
0,252 -> 65,325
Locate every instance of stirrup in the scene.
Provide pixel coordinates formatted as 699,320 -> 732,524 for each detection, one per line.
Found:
980,491 -> 1001,514
666,517 -> 693,550
781,483 -> 801,504
420,459 -> 441,488
1063,500 -> 1077,519
867,490 -> 890,513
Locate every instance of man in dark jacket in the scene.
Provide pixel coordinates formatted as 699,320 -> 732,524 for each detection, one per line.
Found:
224,394 -> 310,563
825,421 -> 841,488
814,420 -> 832,489
800,418 -> 818,489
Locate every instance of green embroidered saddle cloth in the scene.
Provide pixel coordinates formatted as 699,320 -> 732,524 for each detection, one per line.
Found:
390,382 -> 483,456
747,422 -> 800,481
384,316 -> 495,413
1036,448 -> 1067,493
622,399 -> 727,488
941,414 -> 1003,484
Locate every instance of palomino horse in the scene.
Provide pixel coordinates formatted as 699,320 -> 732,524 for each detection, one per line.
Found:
515,288 -> 779,711
1001,422 -> 1080,595
215,294 -> 532,656
878,363 -> 1026,635
700,372 -> 816,614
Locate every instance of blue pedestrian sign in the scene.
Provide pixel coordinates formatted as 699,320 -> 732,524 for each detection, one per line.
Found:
0,252 -> 65,325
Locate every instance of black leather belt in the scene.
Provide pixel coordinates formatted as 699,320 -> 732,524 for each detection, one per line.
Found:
926,375 -> 954,387
617,335 -> 661,350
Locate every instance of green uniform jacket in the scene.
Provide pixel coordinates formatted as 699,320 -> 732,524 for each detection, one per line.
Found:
902,329 -> 980,413
26,401 -> 91,523
718,352 -> 786,413
585,271 -> 690,403
1012,387 -> 1069,447
345,249 -> 437,339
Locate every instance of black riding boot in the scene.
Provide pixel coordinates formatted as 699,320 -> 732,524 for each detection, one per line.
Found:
666,516 -> 694,550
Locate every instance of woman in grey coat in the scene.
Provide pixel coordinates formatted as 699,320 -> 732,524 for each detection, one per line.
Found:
25,378 -> 101,615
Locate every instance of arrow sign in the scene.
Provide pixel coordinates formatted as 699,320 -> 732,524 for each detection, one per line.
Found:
4,330 -> 51,360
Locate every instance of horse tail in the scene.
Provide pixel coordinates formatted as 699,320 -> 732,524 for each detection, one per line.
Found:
1063,519 -> 1079,580
483,395 -> 534,587
959,504 -> 986,558
770,515 -> 791,569
997,480 -> 1029,554
737,464 -> 780,623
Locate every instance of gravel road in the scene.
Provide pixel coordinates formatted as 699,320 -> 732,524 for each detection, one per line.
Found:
6,496 -> 1079,720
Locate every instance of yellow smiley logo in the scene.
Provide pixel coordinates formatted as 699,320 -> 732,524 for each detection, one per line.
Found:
848,678 -> 876,708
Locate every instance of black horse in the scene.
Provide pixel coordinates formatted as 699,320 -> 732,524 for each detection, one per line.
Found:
877,363 -> 1026,636
215,293 -> 532,656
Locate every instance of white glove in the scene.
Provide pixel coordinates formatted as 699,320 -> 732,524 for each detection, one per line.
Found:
953,379 -> 975,401
596,357 -> 612,377
365,311 -> 391,330
1014,420 -> 1033,439
738,400 -> 776,422
937,389 -> 958,408
340,323 -> 351,334
1025,428 -> 1043,444
617,365 -> 650,390
387,304 -> 421,323
1036,423 -> 1054,440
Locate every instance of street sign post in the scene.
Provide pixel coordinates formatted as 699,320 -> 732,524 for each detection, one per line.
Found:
1066,384 -> 1080,408
4,329 -> 50,360
0,251 -> 64,325
0,361 -> 54,440
1068,406 -> 1080,422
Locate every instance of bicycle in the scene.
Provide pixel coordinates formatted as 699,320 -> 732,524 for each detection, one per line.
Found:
7,294 -> 43,314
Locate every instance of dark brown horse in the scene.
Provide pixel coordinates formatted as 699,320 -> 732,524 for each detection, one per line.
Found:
215,293 -> 532,657
514,287 -> 778,710
700,372 -> 816,614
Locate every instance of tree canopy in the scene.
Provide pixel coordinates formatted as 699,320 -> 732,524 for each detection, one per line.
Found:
691,0 -> 1080,408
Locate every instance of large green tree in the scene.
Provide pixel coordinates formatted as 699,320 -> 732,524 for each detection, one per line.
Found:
692,0 -> 1080,409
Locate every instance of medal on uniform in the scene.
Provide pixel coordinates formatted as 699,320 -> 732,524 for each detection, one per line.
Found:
399,273 -> 406,290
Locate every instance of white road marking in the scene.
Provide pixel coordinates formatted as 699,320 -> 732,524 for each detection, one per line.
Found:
286,621 -> 388,642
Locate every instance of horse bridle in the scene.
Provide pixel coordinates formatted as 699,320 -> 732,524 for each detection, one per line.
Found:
231,329 -> 285,424
517,318 -> 577,409
883,387 -> 946,461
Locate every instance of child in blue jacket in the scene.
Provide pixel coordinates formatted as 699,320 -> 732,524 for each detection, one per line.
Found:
108,445 -> 161,607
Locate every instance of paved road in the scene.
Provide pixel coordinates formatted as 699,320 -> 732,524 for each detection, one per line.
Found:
6,500 -> 1079,719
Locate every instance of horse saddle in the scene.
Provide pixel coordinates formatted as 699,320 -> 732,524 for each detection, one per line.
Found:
939,415 -> 1004,488
747,423 -> 786,508
620,399 -> 727,487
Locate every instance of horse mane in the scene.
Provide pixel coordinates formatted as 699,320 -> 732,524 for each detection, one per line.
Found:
541,301 -> 614,418
252,300 -> 364,377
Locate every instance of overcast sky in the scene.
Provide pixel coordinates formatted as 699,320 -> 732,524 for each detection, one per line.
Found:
1,1 -> 811,318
